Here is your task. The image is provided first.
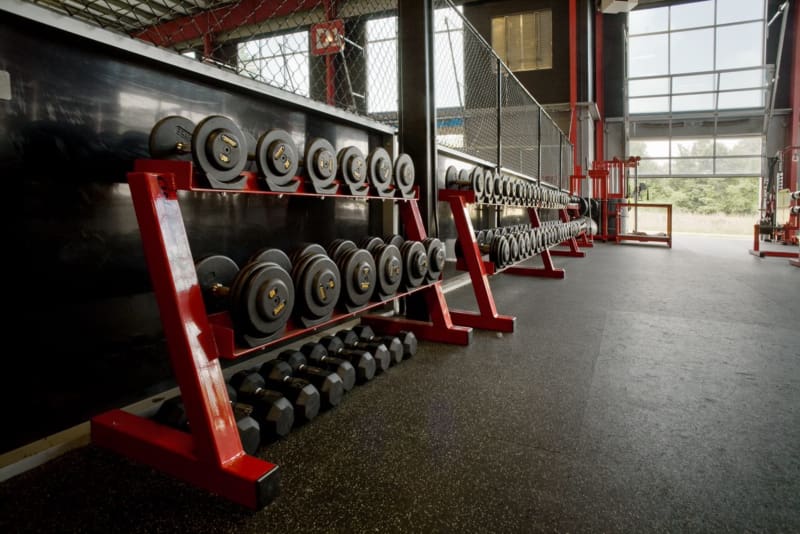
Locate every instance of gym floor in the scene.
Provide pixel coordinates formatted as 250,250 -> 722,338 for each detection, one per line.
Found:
2,236 -> 798,533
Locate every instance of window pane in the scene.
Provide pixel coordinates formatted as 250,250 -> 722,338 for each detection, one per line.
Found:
672,157 -> 714,174
629,96 -> 669,114
715,157 -> 761,174
670,1 -> 714,30
434,32 -> 464,109
673,93 -> 715,112
718,68 -> 764,91
491,17 -> 506,63
717,0 -> 764,24
367,41 -> 398,112
716,22 -> 763,70
715,137 -> 761,156
367,17 -> 396,40
670,28 -> 713,74
672,74 -> 714,94
630,139 -> 670,158
629,34 -> 668,77
638,159 -> 670,175
671,138 -> 713,157
629,77 -> 668,97
718,89 -> 763,109
629,7 -> 668,34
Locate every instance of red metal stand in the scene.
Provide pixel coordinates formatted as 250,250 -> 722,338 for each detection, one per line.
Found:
506,207 -> 566,279
749,224 -> 800,259
92,161 -> 470,510
438,189 -> 516,332
550,207 -> 587,257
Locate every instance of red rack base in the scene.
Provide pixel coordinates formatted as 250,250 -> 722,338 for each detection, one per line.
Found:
92,410 -> 280,509
505,265 -> 566,279
447,311 -> 515,332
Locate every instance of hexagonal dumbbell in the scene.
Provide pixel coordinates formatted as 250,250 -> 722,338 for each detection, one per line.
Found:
229,370 -> 295,437
256,361 -> 321,423
318,335 -> 377,384
352,325 -> 418,361
299,342 -> 356,392
262,356 -> 343,409
335,329 -> 392,372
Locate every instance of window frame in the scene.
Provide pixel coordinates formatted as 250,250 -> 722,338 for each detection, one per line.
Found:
491,9 -> 553,73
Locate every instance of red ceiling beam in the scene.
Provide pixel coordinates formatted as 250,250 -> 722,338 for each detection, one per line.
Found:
134,0 -> 321,47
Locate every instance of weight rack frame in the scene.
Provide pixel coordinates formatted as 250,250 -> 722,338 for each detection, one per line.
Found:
439,189 -> 588,333
92,160 -> 471,510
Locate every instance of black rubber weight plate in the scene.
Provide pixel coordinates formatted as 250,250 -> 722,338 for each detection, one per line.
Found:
471,168 -> 484,198
235,262 -> 294,337
338,146 -> 367,187
327,239 -> 357,263
359,236 -> 385,254
191,115 -> 248,183
340,248 -> 376,308
298,255 -> 340,319
423,238 -> 445,280
305,138 -> 337,187
195,255 -> 239,314
367,148 -> 392,189
445,166 -> 458,188
292,244 -> 328,267
373,244 -> 402,296
400,241 -> 427,289
384,234 -> 405,249
393,153 -> 415,193
256,129 -> 298,187
150,115 -> 195,160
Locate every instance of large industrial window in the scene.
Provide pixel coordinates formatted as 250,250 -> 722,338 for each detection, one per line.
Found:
491,10 -> 552,72
627,0 -> 766,114
365,8 -> 464,115
237,31 -> 310,97
631,135 -> 762,177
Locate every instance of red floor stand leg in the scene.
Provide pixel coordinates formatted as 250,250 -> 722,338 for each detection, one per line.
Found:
91,171 -> 279,510
502,207 -> 566,279
363,200 -> 473,344
550,208 -> 587,257
436,192 -> 516,332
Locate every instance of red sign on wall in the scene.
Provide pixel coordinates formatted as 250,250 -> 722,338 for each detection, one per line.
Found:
310,20 -> 345,56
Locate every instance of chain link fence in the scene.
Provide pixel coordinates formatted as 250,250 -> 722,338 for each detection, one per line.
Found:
433,0 -> 572,187
28,0 -> 399,119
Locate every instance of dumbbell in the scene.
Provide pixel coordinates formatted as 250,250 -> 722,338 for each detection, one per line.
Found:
352,325 -> 418,361
303,137 -> 338,194
256,128 -> 300,192
195,254 -> 294,343
398,240 -> 429,289
791,191 -> 800,200
154,396 -> 261,455
366,147 -> 394,197
229,371 -> 295,437
336,329 -> 395,370
299,342 -> 356,391
384,234 -> 405,249
150,115 -> 250,189
337,146 -> 369,195
318,335 -> 377,383
422,238 -> 445,282
256,361 -> 321,422
393,153 -> 416,198
445,166 -> 485,201
490,235 -> 511,268
359,237 -> 403,300
276,350 -> 344,408
348,325 -> 402,365
326,239 -> 376,311
291,244 -> 341,327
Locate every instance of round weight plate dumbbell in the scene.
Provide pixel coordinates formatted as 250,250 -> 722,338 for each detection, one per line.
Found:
476,230 -> 487,245
484,172 -> 496,203
336,247 -> 376,309
399,240 -> 428,289
304,138 -> 338,193
149,115 -> 195,160
256,129 -> 298,188
222,258 -> 295,339
508,234 -> 520,261
192,115 -> 248,187
444,166 -> 458,189
371,244 -> 403,297
359,236 -> 385,254
384,234 -> 405,249
337,146 -> 367,190
292,252 -> 340,324
503,176 -> 513,199
422,237 -> 445,282
493,173 -> 504,200
489,235 -> 510,268
471,167 -> 485,201
393,153 -> 415,196
367,147 -> 393,196
195,254 -> 239,314
248,248 -> 293,273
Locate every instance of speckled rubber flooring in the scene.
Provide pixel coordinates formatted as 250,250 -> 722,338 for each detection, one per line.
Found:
2,236 -> 798,533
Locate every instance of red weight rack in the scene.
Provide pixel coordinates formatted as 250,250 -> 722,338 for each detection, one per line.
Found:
92,160 -> 471,510
439,189 -> 588,333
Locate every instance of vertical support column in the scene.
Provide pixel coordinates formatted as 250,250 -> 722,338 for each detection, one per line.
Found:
788,1 -> 800,193
496,58 -> 503,170
398,0 -> 436,232
537,108 -> 543,186
569,0 -> 578,171
594,9 -> 605,161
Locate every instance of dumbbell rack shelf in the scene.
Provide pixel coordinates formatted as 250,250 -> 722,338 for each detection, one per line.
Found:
439,189 -> 588,333
549,205 -> 591,257
92,160 -> 471,511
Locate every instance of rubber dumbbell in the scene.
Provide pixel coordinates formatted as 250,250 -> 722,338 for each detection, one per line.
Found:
299,342 -> 356,392
335,329 -> 392,371
256,361 -> 321,423
318,335 -> 377,383
274,350 -> 344,408
349,325 -> 404,365
352,325 -> 418,361
154,396 -> 261,455
229,371 -> 295,437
